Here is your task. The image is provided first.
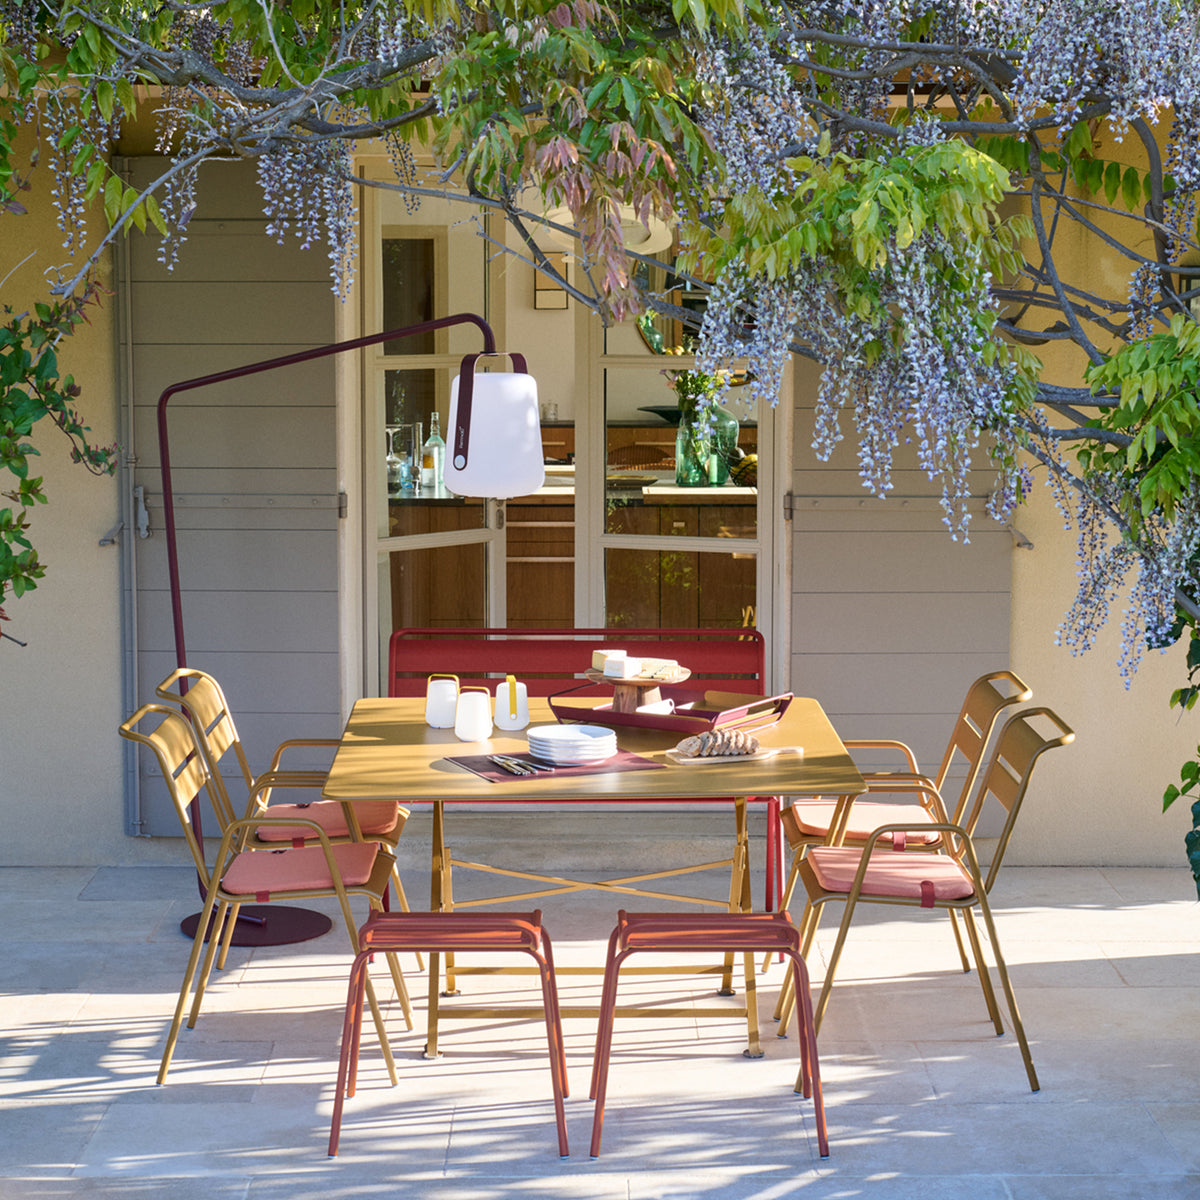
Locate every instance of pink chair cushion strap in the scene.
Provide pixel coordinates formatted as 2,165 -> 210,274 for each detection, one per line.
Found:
252,800 -> 400,842
221,841 -> 378,897
807,846 -> 976,904
791,801 -> 940,844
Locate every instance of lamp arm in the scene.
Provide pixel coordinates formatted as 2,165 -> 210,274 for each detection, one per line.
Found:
156,312 -> 496,671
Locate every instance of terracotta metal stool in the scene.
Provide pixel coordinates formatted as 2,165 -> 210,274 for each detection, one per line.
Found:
329,909 -> 569,1157
589,909 -> 828,1159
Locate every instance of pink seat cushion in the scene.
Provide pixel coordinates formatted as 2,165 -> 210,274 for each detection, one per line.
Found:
792,801 -> 941,845
807,846 -> 976,902
254,801 -> 399,842
221,841 -> 378,896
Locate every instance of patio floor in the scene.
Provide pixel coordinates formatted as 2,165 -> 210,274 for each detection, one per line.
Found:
3,838 -> 1200,1198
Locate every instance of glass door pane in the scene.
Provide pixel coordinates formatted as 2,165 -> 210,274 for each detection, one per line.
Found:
600,353 -> 760,631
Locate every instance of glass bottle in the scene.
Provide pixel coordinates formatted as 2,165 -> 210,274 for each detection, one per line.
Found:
421,411 -> 446,492
706,402 -> 739,485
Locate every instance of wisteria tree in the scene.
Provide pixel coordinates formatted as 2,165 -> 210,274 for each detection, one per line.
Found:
2,0 -> 1200,875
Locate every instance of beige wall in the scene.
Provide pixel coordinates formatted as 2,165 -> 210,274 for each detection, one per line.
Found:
1009,484 -> 1197,864
1,133 -> 173,865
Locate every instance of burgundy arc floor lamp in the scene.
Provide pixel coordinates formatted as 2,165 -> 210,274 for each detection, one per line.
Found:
157,312 -> 543,945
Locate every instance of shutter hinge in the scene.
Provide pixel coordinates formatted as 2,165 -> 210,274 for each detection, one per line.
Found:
782,491 -> 796,521
337,490 -> 348,519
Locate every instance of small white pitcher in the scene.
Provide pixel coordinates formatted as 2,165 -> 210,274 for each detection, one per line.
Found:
425,673 -> 459,728
494,674 -> 530,731
454,686 -> 494,741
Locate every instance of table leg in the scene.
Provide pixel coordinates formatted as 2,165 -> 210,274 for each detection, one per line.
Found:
425,804 -> 446,1057
431,802 -> 447,911
765,797 -> 779,911
430,802 -> 461,995
827,794 -> 855,846
424,951 -> 442,1058
719,799 -> 750,995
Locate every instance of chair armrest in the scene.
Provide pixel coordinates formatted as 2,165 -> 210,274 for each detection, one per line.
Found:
219,813 -> 333,861
858,772 -> 950,822
857,819 -> 974,865
843,738 -> 921,775
268,738 -> 340,774
244,770 -> 330,819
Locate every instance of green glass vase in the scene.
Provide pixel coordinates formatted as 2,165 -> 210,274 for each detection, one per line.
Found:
675,413 -> 710,486
706,403 -> 739,485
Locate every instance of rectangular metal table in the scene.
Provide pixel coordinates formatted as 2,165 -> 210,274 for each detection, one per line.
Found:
322,694 -> 865,1055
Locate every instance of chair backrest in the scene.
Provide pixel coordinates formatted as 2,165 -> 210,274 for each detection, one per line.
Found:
156,667 -> 250,821
955,706 -> 1073,893
932,670 -> 1032,821
387,627 -> 766,698
118,703 -> 220,886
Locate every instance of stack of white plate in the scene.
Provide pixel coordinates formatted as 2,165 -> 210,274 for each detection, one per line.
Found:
527,724 -> 618,766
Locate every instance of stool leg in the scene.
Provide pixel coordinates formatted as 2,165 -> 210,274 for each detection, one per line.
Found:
588,925 -> 622,1100
539,932 -> 569,1099
589,944 -> 630,1157
531,938 -> 569,1158
786,952 -> 829,1158
329,949 -> 372,1156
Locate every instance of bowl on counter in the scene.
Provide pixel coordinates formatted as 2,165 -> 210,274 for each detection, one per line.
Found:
637,406 -> 683,426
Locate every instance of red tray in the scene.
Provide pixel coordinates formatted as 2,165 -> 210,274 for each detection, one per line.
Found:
547,684 -> 792,735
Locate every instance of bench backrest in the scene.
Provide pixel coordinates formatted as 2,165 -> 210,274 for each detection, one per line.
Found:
387,627 -> 765,698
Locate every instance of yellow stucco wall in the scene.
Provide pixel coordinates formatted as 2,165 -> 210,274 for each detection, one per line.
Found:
1005,119 -> 1196,866
1,130 -> 175,864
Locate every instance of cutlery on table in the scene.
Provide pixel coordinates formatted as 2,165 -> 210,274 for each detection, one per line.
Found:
489,754 -> 554,775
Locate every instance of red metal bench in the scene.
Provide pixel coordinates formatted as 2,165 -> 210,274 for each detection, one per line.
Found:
387,627 -> 764,698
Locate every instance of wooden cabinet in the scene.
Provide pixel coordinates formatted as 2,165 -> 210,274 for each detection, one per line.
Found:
506,498 -> 575,628
386,498 -> 487,629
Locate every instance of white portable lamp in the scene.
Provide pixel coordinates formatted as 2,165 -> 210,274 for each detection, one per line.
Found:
444,351 -> 546,498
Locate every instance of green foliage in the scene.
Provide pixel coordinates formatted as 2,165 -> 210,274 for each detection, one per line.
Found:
1082,313 -> 1200,532
0,289 -> 116,614
1161,616 -> 1200,898
682,135 -> 1041,396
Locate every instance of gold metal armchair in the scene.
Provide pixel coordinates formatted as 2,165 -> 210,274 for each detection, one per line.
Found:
156,667 -> 419,941
770,670 -> 1031,972
779,706 -> 1073,1093
119,703 -> 413,1085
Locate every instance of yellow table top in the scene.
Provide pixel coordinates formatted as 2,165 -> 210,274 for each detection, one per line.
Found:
322,695 -> 865,804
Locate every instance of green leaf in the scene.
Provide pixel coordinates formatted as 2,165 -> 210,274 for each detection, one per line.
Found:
81,20 -> 102,60
1122,166 -> 1143,212
103,173 -> 123,226
96,80 -> 114,122
1065,120 -> 1093,160
1104,161 -> 1122,206
145,193 -> 167,236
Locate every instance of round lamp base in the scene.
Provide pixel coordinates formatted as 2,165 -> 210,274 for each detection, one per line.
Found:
180,905 -> 333,946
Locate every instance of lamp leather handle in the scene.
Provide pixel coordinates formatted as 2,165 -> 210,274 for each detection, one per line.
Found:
452,351 -> 530,470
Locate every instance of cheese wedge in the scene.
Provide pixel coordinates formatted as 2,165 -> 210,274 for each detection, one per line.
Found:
604,655 -> 643,678
638,657 -> 679,680
592,648 -> 625,671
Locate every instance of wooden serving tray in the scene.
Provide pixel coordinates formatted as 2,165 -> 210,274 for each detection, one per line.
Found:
583,666 -> 691,713
548,685 -> 793,735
